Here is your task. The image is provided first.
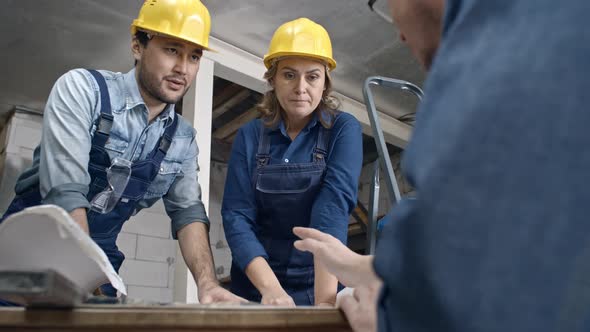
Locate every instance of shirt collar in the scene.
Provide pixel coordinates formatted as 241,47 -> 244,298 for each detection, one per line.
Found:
273,113 -> 320,137
123,68 -> 176,122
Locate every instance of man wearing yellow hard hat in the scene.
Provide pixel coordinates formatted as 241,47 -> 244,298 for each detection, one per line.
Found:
222,18 -> 363,306
0,0 -> 244,303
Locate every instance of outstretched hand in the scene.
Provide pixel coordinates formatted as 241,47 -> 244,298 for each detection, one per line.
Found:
339,281 -> 382,332
293,227 -> 375,288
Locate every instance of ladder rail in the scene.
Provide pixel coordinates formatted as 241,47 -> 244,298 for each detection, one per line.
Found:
366,161 -> 380,255
362,76 -> 424,205
362,76 -> 424,252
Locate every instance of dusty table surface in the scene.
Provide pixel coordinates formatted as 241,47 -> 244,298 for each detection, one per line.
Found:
0,303 -> 353,332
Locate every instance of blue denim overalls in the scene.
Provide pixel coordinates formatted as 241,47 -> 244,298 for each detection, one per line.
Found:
1,69 -> 178,297
230,123 -> 330,305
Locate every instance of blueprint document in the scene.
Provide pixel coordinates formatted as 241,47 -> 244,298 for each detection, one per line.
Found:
0,205 -> 126,295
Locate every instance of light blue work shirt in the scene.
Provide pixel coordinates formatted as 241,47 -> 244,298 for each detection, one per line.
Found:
12,68 -> 209,237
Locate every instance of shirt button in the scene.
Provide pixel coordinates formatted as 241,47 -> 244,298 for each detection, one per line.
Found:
284,158 -> 289,163
160,167 -> 164,172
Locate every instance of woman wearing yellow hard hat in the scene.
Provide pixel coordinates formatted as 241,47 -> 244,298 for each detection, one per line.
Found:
222,18 -> 363,306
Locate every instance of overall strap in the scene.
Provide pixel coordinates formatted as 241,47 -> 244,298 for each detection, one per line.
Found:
148,114 -> 179,164
313,125 -> 330,163
87,69 -> 113,148
256,121 -> 271,168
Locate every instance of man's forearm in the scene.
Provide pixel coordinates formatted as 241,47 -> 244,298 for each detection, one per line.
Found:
177,222 -> 219,289
69,208 -> 89,234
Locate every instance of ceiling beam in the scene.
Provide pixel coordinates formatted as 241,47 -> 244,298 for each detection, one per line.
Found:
351,201 -> 369,228
212,90 -> 251,121
213,83 -> 244,109
207,38 -> 267,94
225,131 -> 239,144
338,94 -> 412,149
348,222 -> 365,237
213,107 -> 259,141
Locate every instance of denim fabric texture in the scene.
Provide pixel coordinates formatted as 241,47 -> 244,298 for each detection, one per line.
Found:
222,113 -> 362,272
374,0 -> 590,331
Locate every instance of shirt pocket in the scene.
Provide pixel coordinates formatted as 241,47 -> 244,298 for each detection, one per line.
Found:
104,135 -> 129,159
255,166 -> 323,194
144,159 -> 183,199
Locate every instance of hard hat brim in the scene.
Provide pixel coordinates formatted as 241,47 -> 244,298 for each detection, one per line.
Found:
131,26 -> 216,53
263,52 -> 337,71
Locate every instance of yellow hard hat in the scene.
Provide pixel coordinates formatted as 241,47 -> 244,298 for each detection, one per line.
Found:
131,0 -> 212,51
264,18 -> 337,71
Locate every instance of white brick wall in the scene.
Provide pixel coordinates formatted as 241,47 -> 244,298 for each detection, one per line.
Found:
118,259 -> 170,288
208,161 -> 232,280
10,119 -> 42,150
212,245 -> 232,279
122,210 -> 171,238
116,232 -> 137,259
0,112 -> 41,213
118,201 -> 178,301
136,235 -> 176,263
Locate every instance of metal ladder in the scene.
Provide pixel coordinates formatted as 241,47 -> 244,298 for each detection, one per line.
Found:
362,76 -> 424,254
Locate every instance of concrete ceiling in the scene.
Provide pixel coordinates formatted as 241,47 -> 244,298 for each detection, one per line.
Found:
0,0 -> 424,120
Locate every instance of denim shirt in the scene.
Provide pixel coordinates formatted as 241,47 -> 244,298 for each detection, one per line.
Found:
222,113 -> 363,270
14,68 -> 209,237
374,0 -> 590,331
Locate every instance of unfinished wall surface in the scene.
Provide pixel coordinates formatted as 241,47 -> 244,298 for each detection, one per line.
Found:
208,161 -> 232,279
118,201 -> 177,303
357,152 -> 414,219
0,111 -> 41,213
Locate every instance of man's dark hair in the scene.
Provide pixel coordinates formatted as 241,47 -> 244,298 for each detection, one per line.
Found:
134,30 -> 150,66
135,30 -> 150,47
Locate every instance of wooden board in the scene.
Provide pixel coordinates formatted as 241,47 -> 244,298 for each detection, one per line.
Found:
0,304 -> 352,332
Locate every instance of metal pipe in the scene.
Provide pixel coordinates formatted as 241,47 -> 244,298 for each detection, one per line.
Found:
367,160 -> 380,255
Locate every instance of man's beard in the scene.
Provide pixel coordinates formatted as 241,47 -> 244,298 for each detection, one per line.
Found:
137,66 -> 187,105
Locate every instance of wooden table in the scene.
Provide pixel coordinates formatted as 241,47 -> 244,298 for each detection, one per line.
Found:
0,304 -> 352,331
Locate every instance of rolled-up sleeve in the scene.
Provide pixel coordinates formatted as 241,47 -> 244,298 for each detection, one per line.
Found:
163,134 -> 209,239
222,125 -> 268,271
309,115 -> 363,243
40,69 -> 98,212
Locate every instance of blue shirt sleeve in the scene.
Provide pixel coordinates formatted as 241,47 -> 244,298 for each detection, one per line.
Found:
309,113 -> 363,243
163,133 -> 210,239
222,122 -> 269,271
40,69 -> 99,212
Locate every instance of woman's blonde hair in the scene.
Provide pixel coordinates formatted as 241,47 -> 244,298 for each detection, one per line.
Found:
256,58 -> 340,130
